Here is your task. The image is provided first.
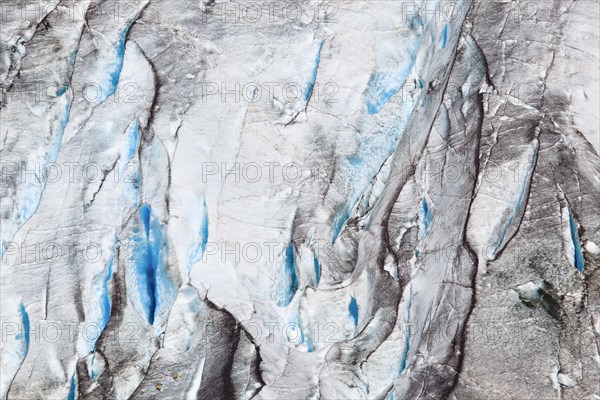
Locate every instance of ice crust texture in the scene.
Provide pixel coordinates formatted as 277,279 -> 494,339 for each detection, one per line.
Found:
1,0 -> 599,399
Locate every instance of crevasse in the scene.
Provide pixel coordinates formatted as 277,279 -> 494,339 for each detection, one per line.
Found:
187,195 -> 209,269
568,207 -> 585,272
130,204 -> 177,325
276,242 -> 299,307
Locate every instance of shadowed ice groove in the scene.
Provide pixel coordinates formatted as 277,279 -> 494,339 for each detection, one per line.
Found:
81,122 -> 141,348
328,3 -> 442,243
26,93 -> 70,212
86,348 -> 108,381
0,301 -> 30,398
27,97 -> 70,210
118,120 -> 142,208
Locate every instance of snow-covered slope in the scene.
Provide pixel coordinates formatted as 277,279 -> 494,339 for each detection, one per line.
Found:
1,0 -> 598,399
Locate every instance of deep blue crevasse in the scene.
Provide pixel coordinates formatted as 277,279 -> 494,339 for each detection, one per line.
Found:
349,296 -> 359,328
568,209 -> 585,272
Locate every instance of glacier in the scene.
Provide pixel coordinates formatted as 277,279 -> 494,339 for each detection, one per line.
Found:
1,0 -> 599,399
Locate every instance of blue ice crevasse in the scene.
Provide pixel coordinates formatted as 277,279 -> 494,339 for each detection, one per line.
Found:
67,373 -> 76,400
276,243 -> 299,307
349,296 -> 359,329
567,207 -> 585,272
489,144 -> 538,258
313,251 -> 320,285
129,204 -> 177,325
87,250 -> 115,354
418,197 -> 432,240
188,195 -> 209,269
303,40 -> 324,102
439,23 -> 449,49
17,303 -> 30,357
399,285 -> 412,373
97,15 -> 140,104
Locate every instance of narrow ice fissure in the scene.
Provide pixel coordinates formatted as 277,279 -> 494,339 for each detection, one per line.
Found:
98,254 -> 114,330
418,198 -> 432,240
313,251 -> 320,285
140,204 -> 159,324
439,23 -> 449,49
567,208 -> 585,272
66,373 -> 76,400
188,195 -> 209,269
87,246 -> 116,354
276,243 -> 299,307
122,119 -> 140,162
349,296 -> 359,330
17,303 -> 30,357
97,15 -> 141,104
303,40 -> 324,102
399,285 -> 412,373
